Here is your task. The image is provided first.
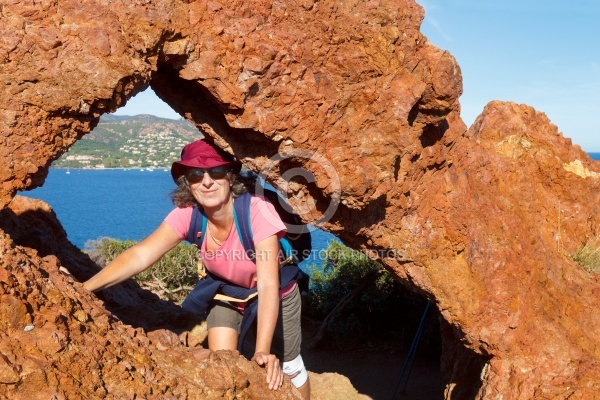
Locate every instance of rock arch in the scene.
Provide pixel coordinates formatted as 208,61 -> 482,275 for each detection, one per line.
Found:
1,0 -> 600,398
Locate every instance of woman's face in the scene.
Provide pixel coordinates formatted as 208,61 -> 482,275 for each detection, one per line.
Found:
186,167 -> 233,210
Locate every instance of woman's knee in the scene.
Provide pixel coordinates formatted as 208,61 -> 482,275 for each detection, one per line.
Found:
207,326 -> 239,351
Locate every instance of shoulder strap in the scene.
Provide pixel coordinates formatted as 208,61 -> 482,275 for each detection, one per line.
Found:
228,192 -> 298,265
187,207 -> 208,247
233,192 -> 255,261
234,190 -> 299,264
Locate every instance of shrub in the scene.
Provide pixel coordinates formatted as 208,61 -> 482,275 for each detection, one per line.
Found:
304,241 -> 435,352
84,237 -> 120,266
572,236 -> 600,273
85,237 -> 199,303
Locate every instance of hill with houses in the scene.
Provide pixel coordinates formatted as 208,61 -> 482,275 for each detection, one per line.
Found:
54,114 -> 201,169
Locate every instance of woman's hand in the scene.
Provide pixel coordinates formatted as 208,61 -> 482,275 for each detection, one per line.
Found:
252,351 -> 283,390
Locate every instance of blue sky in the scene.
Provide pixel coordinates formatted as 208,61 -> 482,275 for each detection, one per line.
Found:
419,0 -> 600,152
115,1 -> 600,152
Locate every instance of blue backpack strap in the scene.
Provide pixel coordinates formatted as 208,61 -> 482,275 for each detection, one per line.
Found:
278,236 -> 294,262
233,192 -> 255,261
234,191 -> 298,263
187,207 -> 208,247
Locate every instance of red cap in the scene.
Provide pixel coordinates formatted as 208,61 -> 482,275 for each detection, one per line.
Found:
170,139 -> 239,182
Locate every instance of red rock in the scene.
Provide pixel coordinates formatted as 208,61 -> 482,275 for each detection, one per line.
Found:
1,0 -> 600,399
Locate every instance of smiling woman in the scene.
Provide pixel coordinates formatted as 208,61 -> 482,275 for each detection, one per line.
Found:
74,138 -> 312,399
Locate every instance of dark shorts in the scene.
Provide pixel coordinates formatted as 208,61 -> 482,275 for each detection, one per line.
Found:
206,285 -> 302,361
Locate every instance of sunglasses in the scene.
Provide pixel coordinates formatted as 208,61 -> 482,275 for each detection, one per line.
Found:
185,167 -> 231,183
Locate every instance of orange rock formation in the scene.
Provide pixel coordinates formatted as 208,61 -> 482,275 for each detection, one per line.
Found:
1,0 -> 599,398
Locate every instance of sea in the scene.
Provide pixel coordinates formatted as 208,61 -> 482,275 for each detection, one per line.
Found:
20,168 -> 340,271
19,152 -> 600,270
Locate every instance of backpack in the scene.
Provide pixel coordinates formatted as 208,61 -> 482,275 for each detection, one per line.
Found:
186,187 -> 311,291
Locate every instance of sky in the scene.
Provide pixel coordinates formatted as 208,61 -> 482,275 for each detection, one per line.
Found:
114,0 -> 600,152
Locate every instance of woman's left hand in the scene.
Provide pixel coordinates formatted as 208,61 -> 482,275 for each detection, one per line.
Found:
252,352 -> 284,390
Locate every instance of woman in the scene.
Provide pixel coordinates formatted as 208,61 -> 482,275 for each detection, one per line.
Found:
82,139 -> 310,399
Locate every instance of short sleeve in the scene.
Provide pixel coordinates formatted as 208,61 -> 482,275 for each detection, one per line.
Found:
250,196 -> 287,244
164,207 -> 194,240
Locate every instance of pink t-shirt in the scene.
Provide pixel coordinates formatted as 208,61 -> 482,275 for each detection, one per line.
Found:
165,195 -> 296,298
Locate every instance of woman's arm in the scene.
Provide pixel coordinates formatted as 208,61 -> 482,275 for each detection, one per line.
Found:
253,233 -> 284,389
83,221 -> 182,292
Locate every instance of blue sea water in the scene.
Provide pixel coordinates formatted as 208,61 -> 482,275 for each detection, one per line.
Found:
22,168 -> 339,270
590,152 -> 600,160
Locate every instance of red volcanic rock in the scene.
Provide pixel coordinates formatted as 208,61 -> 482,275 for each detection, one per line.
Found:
1,0 -> 600,399
451,102 -> 600,397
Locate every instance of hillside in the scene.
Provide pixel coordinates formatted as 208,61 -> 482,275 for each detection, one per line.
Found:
54,114 -> 202,169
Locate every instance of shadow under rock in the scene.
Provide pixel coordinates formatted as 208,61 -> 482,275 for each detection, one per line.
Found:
301,320 -> 446,400
0,203 -> 193,333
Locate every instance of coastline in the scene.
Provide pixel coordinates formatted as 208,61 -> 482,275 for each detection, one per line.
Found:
53,151 -> 600,172
56,167 -> 172,171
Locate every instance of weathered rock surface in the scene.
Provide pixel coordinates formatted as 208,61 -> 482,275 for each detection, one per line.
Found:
1,0 -> 599,399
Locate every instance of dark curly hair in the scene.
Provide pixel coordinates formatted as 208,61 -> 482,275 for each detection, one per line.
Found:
169,169 -> 257,208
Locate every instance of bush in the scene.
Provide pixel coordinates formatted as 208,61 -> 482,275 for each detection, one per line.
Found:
304,241 -> 434,351
85,237 -> 199,303
572,236 -> 600,273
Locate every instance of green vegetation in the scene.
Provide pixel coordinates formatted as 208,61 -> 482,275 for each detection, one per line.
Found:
572,236 -> 600,273
304,241 -> 425,350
